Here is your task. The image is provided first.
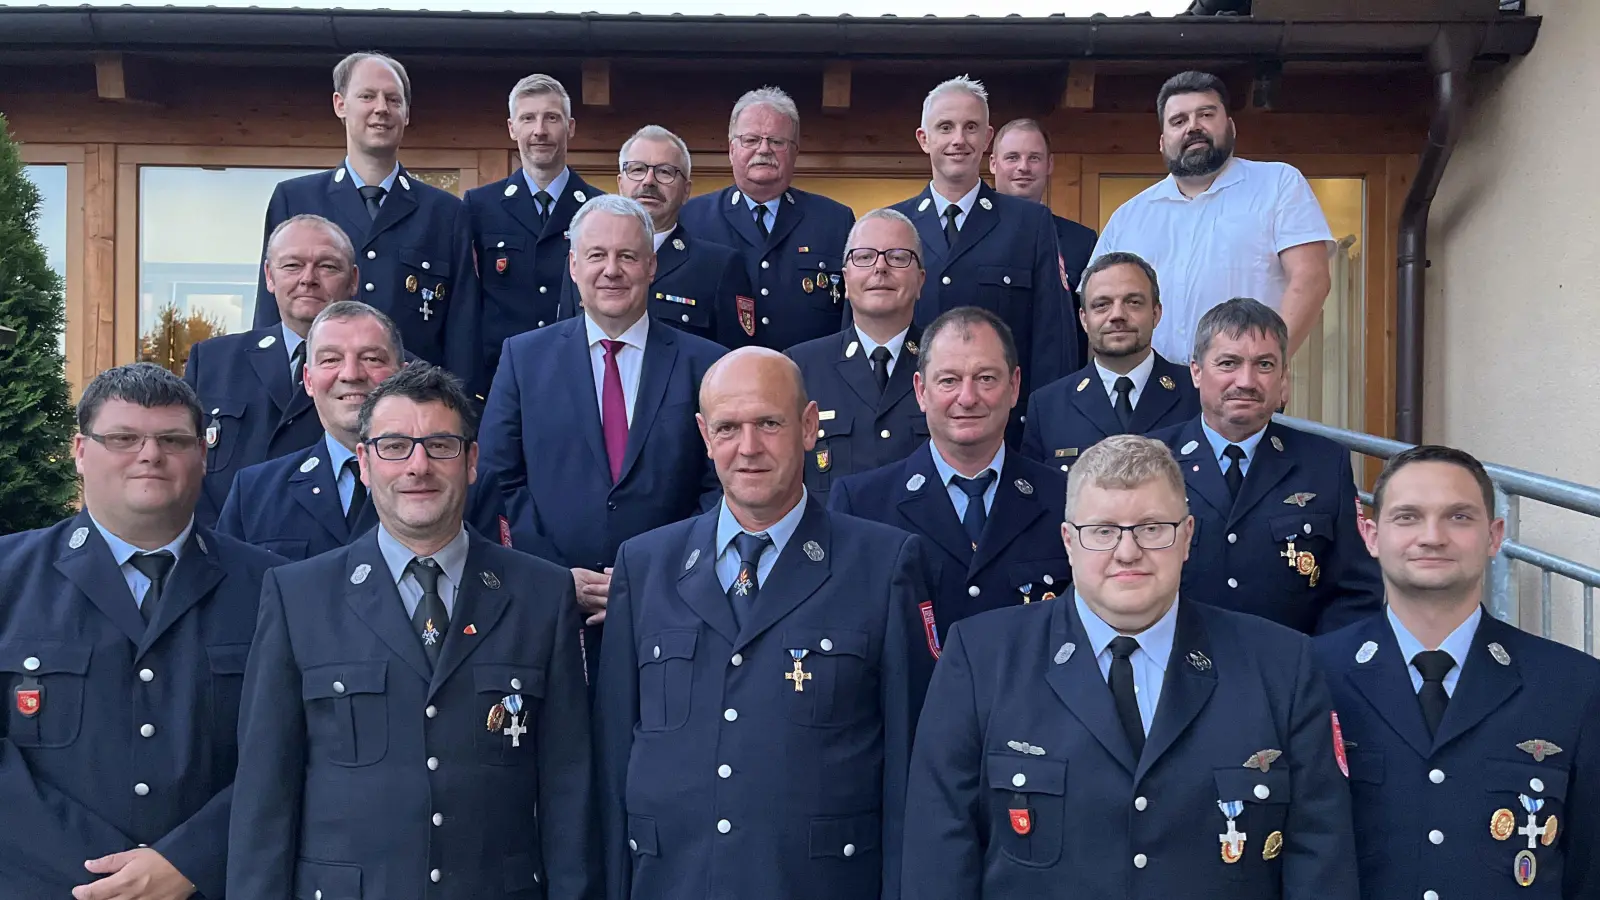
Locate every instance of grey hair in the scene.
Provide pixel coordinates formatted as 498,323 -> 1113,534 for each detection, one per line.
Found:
921,75 -> 990,131
307,300 -> 405,363
569,194 -> 656,251
507,73 -> 572,119
266,214 -> 355,268
78,362 -> 203,437
728,86 -> 800,142
1065,434 -> 1189,519
844,208 -> 922,269
917,306 -> 1018,380
619,124 -> 693,178
1081,251 -> 1161,307
1191,297 -> 1288,365
333,52 -> 411,109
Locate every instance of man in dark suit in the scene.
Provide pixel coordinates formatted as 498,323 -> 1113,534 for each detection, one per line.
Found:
253,52 -> 478,382
679,86 -> 856,351
465,73 -> 605,394
892,78 -> 1078,430
832,306 -> 1069,654
0,364 -> 282,900
478,194 -> 726,681
786,208 -> 928,500
228,363 -> 592,900
1314,445 -> 1600,900
596,346 -> 930,900
186,213 -> 358,526
1021,251 -> 1199,469
1151,298 -> 1381,635
902,434 -> 1358,900
559,124 -> 753,348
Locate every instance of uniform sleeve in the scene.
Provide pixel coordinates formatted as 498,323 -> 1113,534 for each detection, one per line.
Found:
881,534 -> 933,900
1272,166 -> 1335,254
1019,393 -> 1047,463
443,200 -> 486,399
477,338 -> 528,494
1315,457 -> 1384,635
253,186 -> 290,328
216,471 -> 248,542
226,568 -> 307,899
1562,684 -> 1600,900
827,477 -> 856,516
555,270 -> 581,323
1029,208 -> 1074,389
1281,636 -> 1358,900
0,740 -> 136,889
595,542 -> 642,900
900,621 -> 985,900
538,569 -> 598,900
151,786 -> 233,899
713,252 -> 756,350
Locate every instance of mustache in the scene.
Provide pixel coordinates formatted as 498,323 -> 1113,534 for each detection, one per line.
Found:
1222,389 -> 1263,402
634,186 -> 666,201
749,153 -> 777,166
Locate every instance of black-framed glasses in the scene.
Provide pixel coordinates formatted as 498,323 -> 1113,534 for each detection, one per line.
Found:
364,434 -> 469,461
1067,521 -> 1183,552
621,161 -> 684,185
845,248 -> 920,269
732,133 -> 794,152
84,431 -> 203,454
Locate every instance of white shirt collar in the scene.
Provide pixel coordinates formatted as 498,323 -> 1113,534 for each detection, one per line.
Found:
929,440 -> 1005,488
1200,419 -> 1268,465
716,489 -> 809,560
1075,589 -> 1179,673
853,325 -> 909,364
88,512 -> 193,567
1094,351 -> 1156,401
584,310 -> 651,352
1152,155 -> 1246,202
344,160 -> 400,192
930,180 -> 982,219
652,229 -> 672,252
376,524 -> 471,589
522,166 -> 571,201
743,193 -> 781,217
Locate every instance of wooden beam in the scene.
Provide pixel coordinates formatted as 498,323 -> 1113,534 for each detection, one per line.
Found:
581,60 -> 612,111
95,53 -> 126,101
1059,62 -> 1096,111
822,61 -> 852,114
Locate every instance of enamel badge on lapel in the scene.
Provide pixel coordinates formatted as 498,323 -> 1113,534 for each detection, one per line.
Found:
684,549 -> 700,571
673,238 -> 685,251
1244,749 -> 1283,772
196,534 -> 208,555
504,183 -> 518,197
907,474 -> 926,492
481,571 -> 501,589
350,564 -> 371,585
804,541 -> 825,562
1053,643 -> 1075,665
1181,440 -> 1200,455
398,175 -> 411,191
845,341 -> 859,359
1283,492 -> 1316,507
1517,739 -> 1563,762
1076,377 -> 1090,392
1489,642 -> 1512,665
978,197 -> 993,211
258,334 -> 277,349
1007,740 -> 1046,755
814,448 -> 831,472
574,190 -> 587,203
1355,641 -> 1378,664
917,198 -> 931,212
300,456 -> 320,474
69,527 -> 88,550
463,624 -> 478,635
906,339 -> 919,355
1160,375 -> 1176,390
1014,479 -> 1034,496
1187,650 -> 1212,671
334,167 -> 346,183
1271,436 -> 1285,452
737,296 -> 756,337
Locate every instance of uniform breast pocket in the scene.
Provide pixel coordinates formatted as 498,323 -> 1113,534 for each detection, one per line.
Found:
205,643 -> 251,740
650,292 -> 712,334
1344,751 -> 1387,861
988,753 -> 1067,867
807,417 -> 854,493
302,661 -> 389,767
794,254 -> 842,307
0,640 -> 92,749
472,662 -> 545,765
1267,512 -> 1334,587
480,233 -> 526,283
637,630 -> 697,733
1008,559 -> 1069,605
782,628 -> 874,727
1214,766 -> 1292,878
976,266 -> 1033,313
204,398 -> 247,473
1479,759 -> 1570,884
400,249 -> 453,312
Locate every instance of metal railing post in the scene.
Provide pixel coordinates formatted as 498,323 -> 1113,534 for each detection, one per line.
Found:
1489,488 -> 1519,624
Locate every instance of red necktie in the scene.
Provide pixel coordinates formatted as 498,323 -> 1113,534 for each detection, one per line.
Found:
600,339 -> 629,483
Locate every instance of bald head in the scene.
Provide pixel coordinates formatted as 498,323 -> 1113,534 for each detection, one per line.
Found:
699,347 -> 808,415
697,347 -> 818,529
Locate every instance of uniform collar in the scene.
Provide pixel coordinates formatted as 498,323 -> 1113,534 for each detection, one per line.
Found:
376,523 -> 470,587
522,166 -> 571,200
853,324 -> 910,363
1074,589 -> 1179,673
281,324 -> 305,369
742,191 -> 782,218
1387,604 -> 1482,669
1200,418 -> 1268,466
1094,350 -> 1156,399
930,180 -> 982,219
324,432 -> 358,476
930,439 -> 1005,488
344,160 -> 400,192
716,489 -> 809,560
87,511 -> 193,566
585,310 -> 651,352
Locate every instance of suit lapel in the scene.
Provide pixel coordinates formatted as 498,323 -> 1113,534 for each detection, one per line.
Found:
245,330 -> 292,414
342,534 -> 433,684
653,226 -> 690,282
907,186 -> 950,263
500,172 -> 547,240
429,537 -> 513,697
541,173 -> 590,243
288,441 -> 349,543
1136,601 -> 1218,783
326,169 -> 375,246
139,528 -> 225,655
1127,355 -> 1185,432
53,512 -> 146,645
735,499 -> 831,650
877,325 -> 921,415
895,444 -> 973,566
1432,614 -> 1524,752
834,331 -> 882,410
1174,418 -> 1232,520
1346,614 -> 1435,758
945,184 -> 1000,267
560,320 -> 611,477
677,511 -> 739,646
1228,424 -> 1297,527
764,191 -> 804,254
618,325 -> 679,483
721,189 -> 767,251
367,166 -> 419,242
1045,599 -> 1138,775
1068,366 -> 1124,441
970,457 -> 1047,576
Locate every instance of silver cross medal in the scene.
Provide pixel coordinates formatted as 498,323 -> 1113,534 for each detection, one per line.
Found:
1517,794 -> 1549,848
503,713 -> 528,747
419,294 -> 434,322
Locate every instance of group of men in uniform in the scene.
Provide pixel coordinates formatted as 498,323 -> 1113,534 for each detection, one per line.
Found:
2,52 -> 1597,900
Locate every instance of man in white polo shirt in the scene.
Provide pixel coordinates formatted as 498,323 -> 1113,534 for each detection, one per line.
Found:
1091,71 -> 1333,363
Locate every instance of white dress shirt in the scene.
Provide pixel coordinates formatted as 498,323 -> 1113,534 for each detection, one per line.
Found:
586,312 -> 650,426
930,441 -> 1005,523
1094,351 -> 1157,409
854,325 -> 910,379
1388,605 -> 1482,698
1076,591 -> 1180,734
376,524 -> 470,619
1090,157 -> 1334,363
89,514 -> 193,610
930,180 -> 982,232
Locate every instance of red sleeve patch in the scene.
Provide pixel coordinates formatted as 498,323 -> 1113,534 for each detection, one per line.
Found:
498,515 -> 513,548
1331,710 -> 1349,778
919,601 -> 942,661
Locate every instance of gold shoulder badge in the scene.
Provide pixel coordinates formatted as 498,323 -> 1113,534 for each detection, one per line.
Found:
1159,375 -> 1176,391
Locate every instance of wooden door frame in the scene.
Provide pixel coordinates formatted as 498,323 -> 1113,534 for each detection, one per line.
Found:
18,144 -> 89,394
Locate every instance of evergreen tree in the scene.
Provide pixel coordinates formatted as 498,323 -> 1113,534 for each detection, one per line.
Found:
0,113 -> 78,534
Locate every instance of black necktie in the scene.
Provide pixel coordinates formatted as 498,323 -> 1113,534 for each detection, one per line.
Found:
753,204 -> 770,240
357,185 -> 386,220
1412,649 -> 1455,737
534,190 -> 553,230
342,458 -> 368,533
952,471 -> 997,550
289,341 -> 306,387
870,346 -> 893,395
1108,635 -> 1146,757
408,557 -> 449,667
129,551 -> 176,624
942,204 -> 961,247
1223,444 -> 1247,499
728,532 -> 772,629
1112,376 -> 1135,431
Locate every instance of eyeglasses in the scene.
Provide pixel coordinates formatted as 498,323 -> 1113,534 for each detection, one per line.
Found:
621,161 -> 684,185
364,434 -> 470,461
732,133 -> 794,152
84,431 -> 203,454
845,248 -> 921,269
1066,522 -> 1183,552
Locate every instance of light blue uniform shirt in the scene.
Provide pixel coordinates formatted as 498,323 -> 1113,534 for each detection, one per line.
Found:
344,160 -> 400,201
89,514 -> 193,610
324,433 -> 360,515
375,524 -> 469,619
1075,590 -> 1180,735
1388,605 -> 1482,698
930,442 -> 1005,523
715,490 -> 809,592
1201,420 -> 1268,479
522,166 -> 572,212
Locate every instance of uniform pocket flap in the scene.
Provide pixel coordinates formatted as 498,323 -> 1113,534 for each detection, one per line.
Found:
480,233 -> 527,253
1268,512 -> 1334,541
977,266 -> 1032,289
1214,766 -> 1292,805
0,641 -> 90,676
302,661 -> 387,700
816,415 -> 855,437
794,253 -> 839,274
472,663 -> 545,697
399,249 -> 452,279
783,628 -> 868,658
1484,759 -> 1569,799
206,398 -> 247,419
205,642 -> 252,675
651,295 -> 713,328
1006,560 -> 1069,594
808,812 -> 881,858
628,815 -> 660,856
987,753 -> 1067,796
638,630 -> 698,666
294,858 -> 362,900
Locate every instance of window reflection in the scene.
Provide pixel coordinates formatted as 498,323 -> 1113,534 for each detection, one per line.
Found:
22,165 -> 69,358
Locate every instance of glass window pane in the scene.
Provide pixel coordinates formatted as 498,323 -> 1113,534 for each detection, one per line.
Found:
138,166 -> 317,374
22,164 -> 69,358
409,169 -> 461,196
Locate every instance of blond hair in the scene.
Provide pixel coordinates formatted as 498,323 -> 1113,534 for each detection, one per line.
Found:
1066,435 -> 1188,518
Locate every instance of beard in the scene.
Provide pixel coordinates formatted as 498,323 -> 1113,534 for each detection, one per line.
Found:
1165,127 -> 1235,178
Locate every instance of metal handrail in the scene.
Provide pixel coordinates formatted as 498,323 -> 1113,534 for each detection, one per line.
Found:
1274,413 -> 1599,655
